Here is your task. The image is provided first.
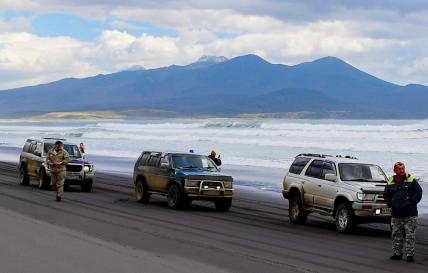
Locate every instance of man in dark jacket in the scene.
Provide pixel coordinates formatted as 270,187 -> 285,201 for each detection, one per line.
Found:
208,150 -> 222,166
384,161 -> 423,262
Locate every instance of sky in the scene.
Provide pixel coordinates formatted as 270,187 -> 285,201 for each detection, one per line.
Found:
1,0 -> 428,90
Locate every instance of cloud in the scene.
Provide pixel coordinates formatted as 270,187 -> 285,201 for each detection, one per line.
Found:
0,16 -> 33,32
1,1 -> 428,89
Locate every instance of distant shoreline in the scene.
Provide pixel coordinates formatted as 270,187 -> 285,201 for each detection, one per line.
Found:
1,110 -> 428,121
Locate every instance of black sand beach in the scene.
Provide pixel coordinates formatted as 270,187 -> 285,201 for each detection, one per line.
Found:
0,160 -> 427,273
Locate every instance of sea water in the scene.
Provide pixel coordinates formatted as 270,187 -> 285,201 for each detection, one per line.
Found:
0,118 -> 427,185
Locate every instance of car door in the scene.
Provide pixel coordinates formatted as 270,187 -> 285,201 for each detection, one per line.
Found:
33,142 -> 44,178
150,156 -> 171,193
26,142 -> 39,177
146,155 -> 161,190
302,159 -> 324,206
314,161 -> 338,209
288,157 -> 313,205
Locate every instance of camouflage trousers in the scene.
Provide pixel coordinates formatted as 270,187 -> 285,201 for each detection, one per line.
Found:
391,216 -> 418,257
51,171 -> 65,197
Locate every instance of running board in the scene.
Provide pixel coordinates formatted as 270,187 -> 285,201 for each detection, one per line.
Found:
304,206 -> 333,216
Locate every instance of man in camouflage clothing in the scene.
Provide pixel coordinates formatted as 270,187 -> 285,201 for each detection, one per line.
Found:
384,162 -> 422,262
47,140 -> 70,201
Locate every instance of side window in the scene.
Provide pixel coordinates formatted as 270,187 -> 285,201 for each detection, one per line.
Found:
23,142 -> 31,153
305,160 -> 323,179
28,144 -> 36,155
160,157 -> 169,168
34,142 -> 42,156
140,153 -> 150,166
148,156 -> 160,167
322,162 -> 336,180
289,158 -> 311,175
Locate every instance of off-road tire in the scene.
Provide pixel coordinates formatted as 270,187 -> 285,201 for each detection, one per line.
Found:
335,202 -> 356,233
289,194 -> 308,224
18,165 -> 30,186
214,198 -> 232,211
167,184 -> 183,209
38,168 -> 50,190
135,178 -> 150,203
81,179 -> 93,192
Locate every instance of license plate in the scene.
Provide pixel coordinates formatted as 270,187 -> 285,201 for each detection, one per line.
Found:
203,190 -> 221,196
381,207 -> 392,214
66,175 -> 80,180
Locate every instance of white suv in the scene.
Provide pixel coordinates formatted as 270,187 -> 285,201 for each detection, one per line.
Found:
282,154 -> 391,233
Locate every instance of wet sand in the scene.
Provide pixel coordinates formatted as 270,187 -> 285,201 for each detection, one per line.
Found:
0,161 -> 427,273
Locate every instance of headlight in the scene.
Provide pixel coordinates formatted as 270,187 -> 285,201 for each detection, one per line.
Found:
83,166 -> 90,172
185,180 -> 200,187
357,192 -> 375,201
223,181 -> 233,188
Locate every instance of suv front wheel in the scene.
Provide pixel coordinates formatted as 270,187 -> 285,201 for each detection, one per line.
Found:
335,202 -> 356,233
38,169 -> 51,190
214,198 -> 232,211
167,184 -> 183,209
289,193 -> 308,224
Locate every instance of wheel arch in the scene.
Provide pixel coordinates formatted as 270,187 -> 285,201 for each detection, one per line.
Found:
288,186 -> 303,201
333,195 -> 352,218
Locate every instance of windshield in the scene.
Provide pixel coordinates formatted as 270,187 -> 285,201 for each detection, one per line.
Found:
339,163 -> 387,182
172,155 -> 217,170
43,143 -> 82,158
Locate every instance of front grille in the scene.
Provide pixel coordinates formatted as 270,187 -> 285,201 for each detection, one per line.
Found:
187,175 -> 232,182
201,181 -> 223,189
66,164 -> 82,172
375,194 -> 385,202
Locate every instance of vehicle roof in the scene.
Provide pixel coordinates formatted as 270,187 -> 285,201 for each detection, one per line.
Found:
295,154 -> 375,165
27,137 -> 77,146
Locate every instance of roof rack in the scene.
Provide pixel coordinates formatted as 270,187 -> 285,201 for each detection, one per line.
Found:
335,155 -> 358,160
296,153 -> 332,158
42,137 -> 66,141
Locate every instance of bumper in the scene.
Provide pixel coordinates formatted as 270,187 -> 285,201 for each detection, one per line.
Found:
47,170 -> 95,184
282,190 -> 288,199
352,202 -> 391,218
184,187 -> 233,199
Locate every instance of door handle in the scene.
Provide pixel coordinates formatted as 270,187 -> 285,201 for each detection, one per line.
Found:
318,185 -> 322,187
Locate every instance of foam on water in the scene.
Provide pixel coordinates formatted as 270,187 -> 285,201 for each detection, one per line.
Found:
1,119 -> 428,178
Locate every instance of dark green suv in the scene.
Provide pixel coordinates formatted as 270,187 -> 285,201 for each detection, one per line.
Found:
133,151 -> 233,211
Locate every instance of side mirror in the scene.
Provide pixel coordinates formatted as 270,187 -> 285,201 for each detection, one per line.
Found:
160,162 -> 170,169
324,173 -> 337,182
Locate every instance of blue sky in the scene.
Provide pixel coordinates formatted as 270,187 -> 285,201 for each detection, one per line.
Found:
0,1 -> 428,89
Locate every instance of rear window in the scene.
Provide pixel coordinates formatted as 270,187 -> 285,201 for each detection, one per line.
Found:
139,153 -> 151,166
289,157 -> 311,175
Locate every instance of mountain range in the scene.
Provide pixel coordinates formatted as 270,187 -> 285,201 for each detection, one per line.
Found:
1,54 -> 428,119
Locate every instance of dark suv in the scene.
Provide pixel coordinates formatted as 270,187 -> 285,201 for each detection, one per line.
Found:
18,138 -> 95,192
133,151 -> 233,211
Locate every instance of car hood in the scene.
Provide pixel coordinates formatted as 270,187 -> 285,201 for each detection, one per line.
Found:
69,159 -> 93,165
175,169 -> 233,181
343,181 -> 386,193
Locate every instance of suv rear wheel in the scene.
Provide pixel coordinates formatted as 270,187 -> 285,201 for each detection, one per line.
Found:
167,184 -> 183,209
135,178 -> 150,203
335,202 -> 356,233
289,194 -> 308,224
18,165 -> 30,186
38,168 -> 50,190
